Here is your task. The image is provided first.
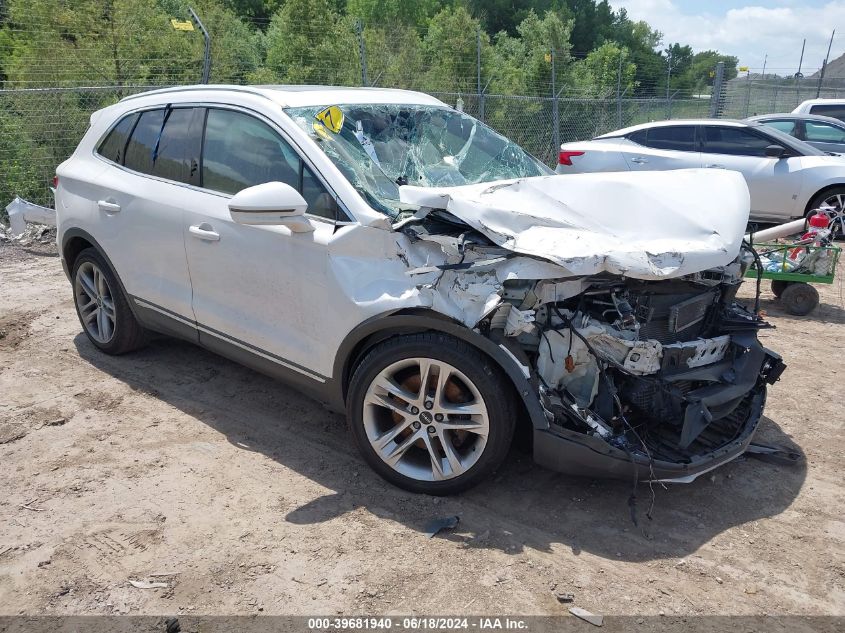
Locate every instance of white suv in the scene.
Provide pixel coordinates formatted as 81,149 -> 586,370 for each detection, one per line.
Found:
56,85 -> 785,494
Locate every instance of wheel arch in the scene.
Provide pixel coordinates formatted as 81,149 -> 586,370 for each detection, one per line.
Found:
804,182 -> 845,215
60,228 -> 141,322
333,309 -> 548,432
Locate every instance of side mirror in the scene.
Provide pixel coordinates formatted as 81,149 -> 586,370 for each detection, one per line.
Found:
228,181 -> 313,232
764,144 -> 785,159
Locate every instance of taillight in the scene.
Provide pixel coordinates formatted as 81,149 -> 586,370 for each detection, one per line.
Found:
52,175 -> 59,189
558,150 -> 584,166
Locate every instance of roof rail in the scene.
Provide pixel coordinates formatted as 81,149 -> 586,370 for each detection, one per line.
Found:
119,84 -> 273,103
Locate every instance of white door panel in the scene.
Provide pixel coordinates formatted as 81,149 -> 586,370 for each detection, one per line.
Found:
88,165 -> 194,320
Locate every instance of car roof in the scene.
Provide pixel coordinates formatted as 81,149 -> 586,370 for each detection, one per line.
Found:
795,98 -> 845,107
747,112 -> 845,125
119,84 -> 447,108
595,118 -> 753,138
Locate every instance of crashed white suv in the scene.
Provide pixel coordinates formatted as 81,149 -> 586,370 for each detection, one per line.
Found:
56,85 -> 785,494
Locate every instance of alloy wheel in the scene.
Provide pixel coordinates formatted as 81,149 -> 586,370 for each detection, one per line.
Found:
74,261 -> 116,344
362,357 -> 490,482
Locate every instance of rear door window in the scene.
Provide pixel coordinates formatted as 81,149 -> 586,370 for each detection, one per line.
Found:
149,107 -> 204,185
633,126 -> 697,151
96,113 -> 138,165
702,127 -> 774,157
760,119 -> 798,136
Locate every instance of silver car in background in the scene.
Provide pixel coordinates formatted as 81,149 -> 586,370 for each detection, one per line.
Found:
556,119 -> 845,223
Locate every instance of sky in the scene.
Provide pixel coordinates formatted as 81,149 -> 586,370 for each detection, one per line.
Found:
610,1 -> 844,76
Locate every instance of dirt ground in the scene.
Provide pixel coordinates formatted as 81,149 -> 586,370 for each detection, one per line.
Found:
0,238 -> 843,619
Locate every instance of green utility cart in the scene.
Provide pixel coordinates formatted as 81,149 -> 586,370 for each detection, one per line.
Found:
745,242 -> 841,316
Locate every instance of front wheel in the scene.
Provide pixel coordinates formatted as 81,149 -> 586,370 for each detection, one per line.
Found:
808,188 -> 845,239
346,333 -> 516,495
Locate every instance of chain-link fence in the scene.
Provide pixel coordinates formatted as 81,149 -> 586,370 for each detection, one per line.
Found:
1,2 -> 842,216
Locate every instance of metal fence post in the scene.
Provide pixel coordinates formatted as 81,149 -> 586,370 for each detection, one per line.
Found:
477,28 -> 485,122
744,72 -> 752,117
709,61 -> 725,118
356,20 -> 368,87
188,7 -> 211,84
616,52 -> 623,128
552,49 -> 560,153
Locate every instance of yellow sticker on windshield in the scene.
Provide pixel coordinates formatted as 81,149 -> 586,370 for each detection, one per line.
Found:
315,105 -> 344,134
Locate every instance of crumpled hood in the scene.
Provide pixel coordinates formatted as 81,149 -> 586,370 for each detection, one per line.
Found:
399,169 -> 750,280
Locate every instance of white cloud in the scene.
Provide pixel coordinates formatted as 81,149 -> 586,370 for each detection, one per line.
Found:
611,1 -> 845,74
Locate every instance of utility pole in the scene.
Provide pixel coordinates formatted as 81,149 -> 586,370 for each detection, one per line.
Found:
816,30 -> 836,98
761,54 -> 767,80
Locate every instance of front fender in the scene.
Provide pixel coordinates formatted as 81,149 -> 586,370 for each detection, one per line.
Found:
332,309 -> 548,430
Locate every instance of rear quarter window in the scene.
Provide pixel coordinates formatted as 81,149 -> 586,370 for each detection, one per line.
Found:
808,104 -> 845,121
96,113 -> 138,164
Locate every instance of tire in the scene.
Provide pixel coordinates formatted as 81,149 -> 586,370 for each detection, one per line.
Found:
71,247 -> 147,354
808,187 -> 845,239
770,280 -> 789,298
780,282 -> 819,316
346,332 -> 516,495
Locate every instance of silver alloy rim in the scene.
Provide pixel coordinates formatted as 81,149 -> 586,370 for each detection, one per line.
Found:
362,357 -> 490,482
74,261 -> 116,344
819,193 -> 845,229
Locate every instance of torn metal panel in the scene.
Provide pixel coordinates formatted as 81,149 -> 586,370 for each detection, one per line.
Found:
6,197 -> 57,236
400,169 -> 751,280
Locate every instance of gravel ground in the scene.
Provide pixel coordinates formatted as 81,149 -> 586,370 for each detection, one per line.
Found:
0,238 -> 843,618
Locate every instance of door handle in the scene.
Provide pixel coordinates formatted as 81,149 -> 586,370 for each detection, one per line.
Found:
630,156 -> 648,164
705,163 -> 726,169
98,200 -> 121,214
188,223 -> 220,242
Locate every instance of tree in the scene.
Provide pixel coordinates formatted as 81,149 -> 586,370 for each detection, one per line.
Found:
265,0 -> 359,85
687,50 -> 739,90
420,5 -> 486,93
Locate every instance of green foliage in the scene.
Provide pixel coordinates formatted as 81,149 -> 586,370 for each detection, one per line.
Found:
570,42 -> 636,97
265,0 -> 359,84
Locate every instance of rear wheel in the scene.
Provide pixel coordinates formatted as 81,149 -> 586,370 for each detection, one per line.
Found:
72,248 -> 146,354
770,280 -> 789,297
780,282 -> 819,316
346,333 -> 515,495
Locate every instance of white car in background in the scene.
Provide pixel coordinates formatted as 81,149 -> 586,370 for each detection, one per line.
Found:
556,119 -> 845,223
792,98 -> 845,121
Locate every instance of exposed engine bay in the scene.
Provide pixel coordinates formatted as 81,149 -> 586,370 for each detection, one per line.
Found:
484,265 -> 784,470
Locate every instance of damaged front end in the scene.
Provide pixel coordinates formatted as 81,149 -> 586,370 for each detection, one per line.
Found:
393,176 -> 786,483
286,100 -> 786,482
498,270 -> 785,482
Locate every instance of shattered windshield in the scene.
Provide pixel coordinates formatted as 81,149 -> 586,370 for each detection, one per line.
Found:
285,104 -> 552,217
